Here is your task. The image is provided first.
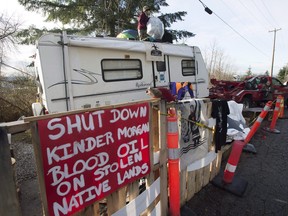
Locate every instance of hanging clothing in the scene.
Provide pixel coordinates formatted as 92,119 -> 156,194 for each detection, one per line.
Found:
211,100 -> 230,153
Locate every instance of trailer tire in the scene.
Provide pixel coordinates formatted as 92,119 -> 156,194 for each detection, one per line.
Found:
242,97 -> 252,109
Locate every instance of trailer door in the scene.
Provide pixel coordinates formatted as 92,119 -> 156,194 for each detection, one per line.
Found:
153,55 -> 170,87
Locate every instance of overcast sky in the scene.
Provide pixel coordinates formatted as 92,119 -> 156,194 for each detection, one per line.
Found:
1,0 -> 288,78
162,0 -> 288,77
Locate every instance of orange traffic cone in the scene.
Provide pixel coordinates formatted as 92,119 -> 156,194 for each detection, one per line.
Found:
278,95 -> 284,119
262,96 -> 281,134
245,101 -> 273,144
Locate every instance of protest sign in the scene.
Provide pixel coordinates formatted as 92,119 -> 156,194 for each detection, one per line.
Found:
37,103 -> 150,216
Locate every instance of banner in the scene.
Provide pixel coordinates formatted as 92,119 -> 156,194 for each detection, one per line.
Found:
37,103 -> 150,216
176,99 -> 209,170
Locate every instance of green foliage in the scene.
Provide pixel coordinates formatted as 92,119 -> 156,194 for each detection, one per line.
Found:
277,65 -> 288,83
17,0 -> 194,44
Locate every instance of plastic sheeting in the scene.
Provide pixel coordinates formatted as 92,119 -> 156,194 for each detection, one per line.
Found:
147,17 -> 164,40
227,101 -> 250,141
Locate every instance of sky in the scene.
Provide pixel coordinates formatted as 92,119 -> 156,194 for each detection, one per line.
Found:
1,0 -> 288,78
162,0 -> 288,76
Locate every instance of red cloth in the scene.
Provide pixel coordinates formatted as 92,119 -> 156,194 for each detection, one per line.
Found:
137,12 -> 149,30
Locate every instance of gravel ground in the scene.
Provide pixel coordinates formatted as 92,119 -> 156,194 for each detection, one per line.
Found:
11,132 -> 42,216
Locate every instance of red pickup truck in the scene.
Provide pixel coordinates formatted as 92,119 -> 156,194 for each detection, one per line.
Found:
209,75 -> 288,108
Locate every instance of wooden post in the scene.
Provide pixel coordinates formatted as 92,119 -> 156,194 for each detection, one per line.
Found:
0,127 -> 21,216
30,121 -> 49,215
159,101 -> 168,216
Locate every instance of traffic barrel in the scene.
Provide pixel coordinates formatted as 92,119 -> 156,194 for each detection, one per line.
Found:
262,96 -> 281,134
223,140 -> 245,183
167,108 -> 180,216
244,101 -> 273,144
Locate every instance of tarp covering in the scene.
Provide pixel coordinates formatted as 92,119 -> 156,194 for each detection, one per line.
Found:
116,29 -> 138,40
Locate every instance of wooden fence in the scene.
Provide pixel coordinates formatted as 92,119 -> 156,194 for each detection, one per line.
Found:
0,98 -> 227,216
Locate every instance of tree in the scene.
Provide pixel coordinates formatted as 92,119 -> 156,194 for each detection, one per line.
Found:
277,65 -> 288,83
203,41 -> 235,81
0,12 -> 37,121
0,12 -> 21,74
17,0 -> 194,44
0,74 -> 37,122
246,67 -> 252,77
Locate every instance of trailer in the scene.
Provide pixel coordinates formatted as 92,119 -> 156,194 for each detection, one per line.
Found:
33,32 -> 209,115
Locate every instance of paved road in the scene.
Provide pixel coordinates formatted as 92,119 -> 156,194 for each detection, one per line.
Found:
184,111 -> 288,215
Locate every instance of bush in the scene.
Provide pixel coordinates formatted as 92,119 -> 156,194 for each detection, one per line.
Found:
0,75 -> 37,122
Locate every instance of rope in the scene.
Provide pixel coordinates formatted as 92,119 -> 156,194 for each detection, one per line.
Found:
154,99 -> 277,133
159,111 -> 214,131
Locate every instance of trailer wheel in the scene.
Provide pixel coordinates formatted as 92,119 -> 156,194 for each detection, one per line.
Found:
242,97 -> 252,109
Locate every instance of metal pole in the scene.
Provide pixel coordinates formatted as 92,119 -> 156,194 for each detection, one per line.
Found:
269,28 -> 281,77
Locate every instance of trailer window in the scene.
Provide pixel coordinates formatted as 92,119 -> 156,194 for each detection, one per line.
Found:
156,61 -> 166,72
102,59 -> 142,81
182,59 -> 196,76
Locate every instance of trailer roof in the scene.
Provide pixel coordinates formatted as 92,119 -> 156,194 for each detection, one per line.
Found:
37,33 -> 200,58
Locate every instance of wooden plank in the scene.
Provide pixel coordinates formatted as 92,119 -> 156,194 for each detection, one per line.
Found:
140,195 -> 160,216
127,181 -> 139,202
111,178 -> 161,216
146,172 -> 155,188
202,164 -> 211,187
0,127 -> 21,216
186,171 -> 196,200
74,202 -> 100,216
209,156 -> 218,181
216,151 -> 223,174
0,120 -> 30,134
151,102 -> 160,152
180,170 -> 187,206
92,202 -> 101,216
30,121 -> 48,215
194,168 -> 204,193
148,199 -> 161,216
148,101 -> 158,184
158,101 -> 168,216
24,98 -> 160,122
106,187 -> 127,216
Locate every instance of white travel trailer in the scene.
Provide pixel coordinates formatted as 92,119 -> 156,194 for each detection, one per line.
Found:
33,32 -> 209,115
